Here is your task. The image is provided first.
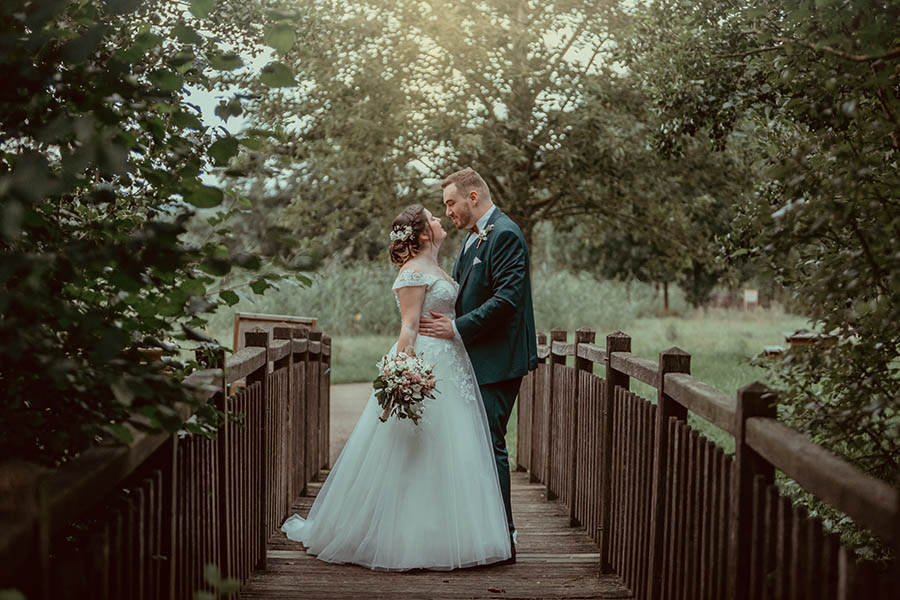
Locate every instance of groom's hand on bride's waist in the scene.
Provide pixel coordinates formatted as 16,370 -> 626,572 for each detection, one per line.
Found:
419,311 -> 455,339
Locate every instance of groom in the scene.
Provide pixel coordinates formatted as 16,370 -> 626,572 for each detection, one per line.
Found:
419,167 -> 538,562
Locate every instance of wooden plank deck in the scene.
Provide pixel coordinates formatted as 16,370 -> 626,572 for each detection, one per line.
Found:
241,471 -> 632,599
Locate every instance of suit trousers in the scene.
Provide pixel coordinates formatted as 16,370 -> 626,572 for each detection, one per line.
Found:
479,376 -> 523,536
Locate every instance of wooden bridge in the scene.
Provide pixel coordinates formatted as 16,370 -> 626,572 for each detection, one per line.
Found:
1,326 -> 897,599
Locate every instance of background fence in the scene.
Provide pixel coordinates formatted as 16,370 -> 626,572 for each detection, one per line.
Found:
516,328 -> 899,600
0,325 -> 330,600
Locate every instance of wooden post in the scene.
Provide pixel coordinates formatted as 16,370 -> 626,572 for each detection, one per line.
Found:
196,347 -> 230,578
34,472 -> 50,600
307,330 -> 323,484
321,335 -> 332,469
160,434 -> 178,600
599,331 -> 631,573
568,328 -> 596,526
727,382 -> 777,600
272,329 -> 293,526
530,332 -> 548,483
894,487 -> 900,598
647,347 -> 691,600
245,330 -> 269,571
292,329 -> 309,497
545,329 -> 567,501
273,327 -> 296,502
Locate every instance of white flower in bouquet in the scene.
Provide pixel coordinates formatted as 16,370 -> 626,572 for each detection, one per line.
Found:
373,347 -> 438,425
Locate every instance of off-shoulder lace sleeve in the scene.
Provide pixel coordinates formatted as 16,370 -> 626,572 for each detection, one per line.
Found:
391,269 -> 436,291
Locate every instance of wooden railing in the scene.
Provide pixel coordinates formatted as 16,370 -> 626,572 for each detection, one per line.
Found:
0,326 -> 330,600
517,328 -> 899,600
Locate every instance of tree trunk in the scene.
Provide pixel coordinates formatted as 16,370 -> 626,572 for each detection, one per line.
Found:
663,281 -> 670,312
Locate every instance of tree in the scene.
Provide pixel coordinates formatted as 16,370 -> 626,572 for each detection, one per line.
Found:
557,110 -> 757,309
615,0 -> 900,490
0,0 -> 307,465
235,0 -> 658,254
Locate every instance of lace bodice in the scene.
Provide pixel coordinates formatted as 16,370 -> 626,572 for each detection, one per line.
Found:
391,270 -> 459,317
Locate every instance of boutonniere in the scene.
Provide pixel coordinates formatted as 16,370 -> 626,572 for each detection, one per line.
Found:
475,224 -> 494,249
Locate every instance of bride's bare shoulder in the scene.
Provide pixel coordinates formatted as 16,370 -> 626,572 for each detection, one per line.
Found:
398,257 -> 437,276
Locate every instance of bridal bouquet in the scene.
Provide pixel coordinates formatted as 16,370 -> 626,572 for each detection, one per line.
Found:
373,348 -> 438,425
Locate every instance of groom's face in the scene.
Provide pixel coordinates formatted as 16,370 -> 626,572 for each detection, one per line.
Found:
443,183 -> 475,230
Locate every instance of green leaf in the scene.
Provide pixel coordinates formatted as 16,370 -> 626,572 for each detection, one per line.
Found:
172,111 -> 204,131
110,380 -> 135,406
233,252 -> 261,269
214,98 -> 243,121
190,0 -> 217,18
106,0 -> 143,15
172,55 -> 195,75
259,62 -> 296,87
149,70 -> 184,92
264,23 -> 296,53
173,21 -> 203,44
181,279 -> 206,296
199,259 -> 231,276
203,564 -> 221,586
219,290 -> 239,306
207,51 -> 243,71
110,271 -> 142,292
218,578 -> 242,594
249,279 -> 270,294
208,137 -> 239,166
184,185 -> 224,208
237,137 -> 265,151
105,423 -> 134,445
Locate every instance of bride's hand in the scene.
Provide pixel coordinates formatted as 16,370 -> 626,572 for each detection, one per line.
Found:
419,312 -> 454,339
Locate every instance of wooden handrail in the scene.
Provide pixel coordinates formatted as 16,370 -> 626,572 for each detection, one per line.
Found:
224,346 -> 266,384
746,416 -> 898,545
269,339 -> 291,362
527,328 -> 898,597
551,341 -> 575,356
0,327 -> 328,590
576,343 -> 606,363
0,385 -> 203,582
609,352 -> 658,386
664,372 -> 736,434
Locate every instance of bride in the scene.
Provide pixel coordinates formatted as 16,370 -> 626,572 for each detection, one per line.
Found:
280,203 -> 512,570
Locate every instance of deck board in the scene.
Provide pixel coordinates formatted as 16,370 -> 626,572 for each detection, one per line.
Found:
241,472 -> 632,599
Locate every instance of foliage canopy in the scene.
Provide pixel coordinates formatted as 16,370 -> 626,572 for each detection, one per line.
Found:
0,0 -> 305,465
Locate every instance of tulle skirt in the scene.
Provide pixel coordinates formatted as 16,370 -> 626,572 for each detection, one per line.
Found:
280,335 -> 511,570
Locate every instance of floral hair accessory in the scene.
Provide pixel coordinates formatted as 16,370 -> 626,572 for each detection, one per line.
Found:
475,224 -> 494,249
390,225 -> 414,242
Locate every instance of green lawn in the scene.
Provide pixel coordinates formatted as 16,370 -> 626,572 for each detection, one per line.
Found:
329,308 -> 811,465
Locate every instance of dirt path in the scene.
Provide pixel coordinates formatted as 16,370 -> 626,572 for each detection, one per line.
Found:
328,383 -> 372,465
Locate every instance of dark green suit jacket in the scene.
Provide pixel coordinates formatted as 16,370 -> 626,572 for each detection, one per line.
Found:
452,208 -> 538,386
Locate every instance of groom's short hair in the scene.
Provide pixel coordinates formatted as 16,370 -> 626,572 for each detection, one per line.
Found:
442,167 -> 491,201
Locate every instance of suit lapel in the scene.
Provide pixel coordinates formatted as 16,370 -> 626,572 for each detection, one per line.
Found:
452,233 -> 470,281
457,209 -> 503,295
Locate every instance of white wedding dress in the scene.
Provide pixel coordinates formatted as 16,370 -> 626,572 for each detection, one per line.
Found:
280,269 -> 512,570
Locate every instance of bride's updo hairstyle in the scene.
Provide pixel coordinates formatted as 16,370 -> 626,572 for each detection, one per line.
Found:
389,204 -> 432,267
